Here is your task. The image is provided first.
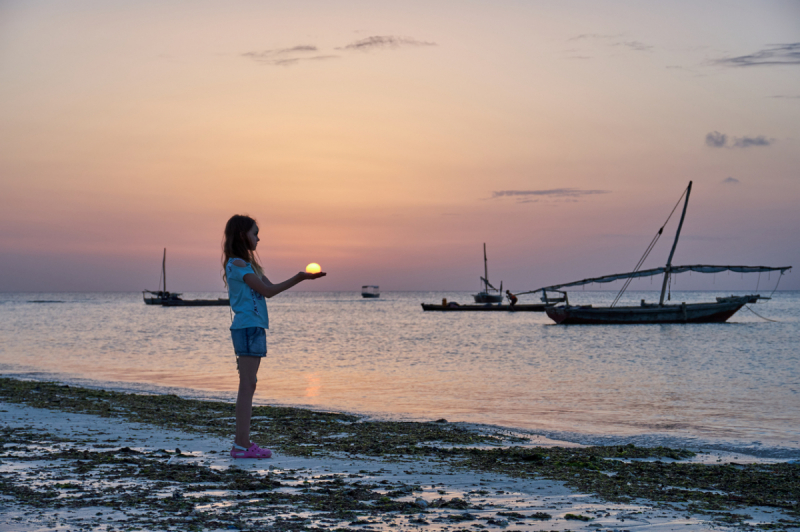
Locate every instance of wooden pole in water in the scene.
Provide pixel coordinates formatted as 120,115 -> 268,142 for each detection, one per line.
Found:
659,182 -> 692,306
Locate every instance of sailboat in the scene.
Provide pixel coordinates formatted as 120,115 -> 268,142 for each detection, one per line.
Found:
523,182 -> 790,324
143,249 -> 230,307
473,243 -> 504,303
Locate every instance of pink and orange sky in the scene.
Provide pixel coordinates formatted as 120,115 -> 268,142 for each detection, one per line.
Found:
1,0 -> 798,292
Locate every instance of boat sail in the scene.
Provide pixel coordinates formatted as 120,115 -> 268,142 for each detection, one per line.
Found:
474,243 -> 504,303
522,182 -> 791,324
143,249 -> 230,307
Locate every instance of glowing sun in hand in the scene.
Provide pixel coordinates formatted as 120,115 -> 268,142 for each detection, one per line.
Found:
306,263 -> 321,274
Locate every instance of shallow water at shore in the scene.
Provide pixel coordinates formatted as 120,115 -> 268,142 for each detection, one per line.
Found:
1,290 -> 798,457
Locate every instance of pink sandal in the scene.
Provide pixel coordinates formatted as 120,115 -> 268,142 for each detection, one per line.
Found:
230,443 -> 272,459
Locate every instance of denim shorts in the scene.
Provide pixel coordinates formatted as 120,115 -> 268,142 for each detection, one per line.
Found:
231,327 -> 267,357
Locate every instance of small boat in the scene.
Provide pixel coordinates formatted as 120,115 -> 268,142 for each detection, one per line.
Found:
361,285 -> 380,298
521,182 -> 791,325
421,302 -> 550,312
143,249 -> 230,307
474,243 -> 504,303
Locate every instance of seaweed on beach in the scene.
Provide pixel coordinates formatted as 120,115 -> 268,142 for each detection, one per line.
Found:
0,378 -> 499,458
0,435 -> 437,530
2,377 -> 799,525
438,445 -> 800,515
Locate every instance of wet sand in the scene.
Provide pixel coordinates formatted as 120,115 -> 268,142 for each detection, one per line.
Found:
0,379 -> 798,531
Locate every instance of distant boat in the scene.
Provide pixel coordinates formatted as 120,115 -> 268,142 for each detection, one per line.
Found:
143,249 -> 230,307
361,285 -> 380,298
522,181 -> 791,324
474,243 -> 503,303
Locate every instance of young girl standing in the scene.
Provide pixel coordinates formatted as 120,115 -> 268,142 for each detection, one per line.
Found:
223,214 -> 325,459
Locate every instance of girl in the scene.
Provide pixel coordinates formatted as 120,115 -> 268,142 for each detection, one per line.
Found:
223,214 -> 326,459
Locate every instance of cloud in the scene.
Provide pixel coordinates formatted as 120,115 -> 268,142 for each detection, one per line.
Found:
567,34 -> 652,52
339,35 -> 436,51
732,136 -> 772,148
705,131 -> 727,147
491,189 -> 610,203
714,43 -> 800,67
771,94 -> 800,99
242,45 -> 338,66
613,41 -> 653,52
705,132 -> 774,149
568,33 -> 621,41
243,36 -> 435,66
722,177 -> 740,185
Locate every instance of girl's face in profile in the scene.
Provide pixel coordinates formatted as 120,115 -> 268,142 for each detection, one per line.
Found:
246,224 -> 260,250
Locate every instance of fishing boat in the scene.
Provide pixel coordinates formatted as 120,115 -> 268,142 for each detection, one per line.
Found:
521,182 -> 791,324
361,285 -> 380,298
474,243 -> 504,303
143,249 -> 230,307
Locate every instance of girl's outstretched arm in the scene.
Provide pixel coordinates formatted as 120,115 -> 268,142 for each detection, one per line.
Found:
235,260 -> 325,298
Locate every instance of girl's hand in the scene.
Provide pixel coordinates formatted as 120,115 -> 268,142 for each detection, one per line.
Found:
301,271 -> 327,280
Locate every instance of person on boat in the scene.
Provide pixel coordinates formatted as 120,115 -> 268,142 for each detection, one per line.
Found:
506,290 -> 518,309
223,214 -> 326,459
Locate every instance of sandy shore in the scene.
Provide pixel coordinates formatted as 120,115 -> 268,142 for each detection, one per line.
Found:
1,380 -> 798,531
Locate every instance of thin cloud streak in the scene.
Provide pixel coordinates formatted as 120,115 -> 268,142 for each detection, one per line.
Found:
568,33 -> 621,41
715,43 -> 800,67
492,189 -> 610,201
722,177 -> 740,185
567,34 -> 652,53
242,45 -> 339,66
732,136 -> 772,148
339,36 -> 436,51
705,131 -> 774,149
614,41 -> 653,52
243,36 -> 435,66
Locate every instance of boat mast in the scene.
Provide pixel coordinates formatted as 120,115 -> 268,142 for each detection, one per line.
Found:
162,248 -> 166,293
483,243 -> 489,292
659,182 -> 692,306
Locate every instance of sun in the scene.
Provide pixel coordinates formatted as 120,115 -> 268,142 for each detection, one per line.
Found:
305,263 -> 321,274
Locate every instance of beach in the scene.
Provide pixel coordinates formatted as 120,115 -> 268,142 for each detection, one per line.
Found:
1,378 -> 798,532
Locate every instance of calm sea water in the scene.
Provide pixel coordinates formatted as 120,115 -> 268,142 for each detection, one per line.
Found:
1,290 -> 798,458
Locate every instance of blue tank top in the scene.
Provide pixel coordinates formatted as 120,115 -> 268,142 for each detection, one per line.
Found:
226,258 -> 269,330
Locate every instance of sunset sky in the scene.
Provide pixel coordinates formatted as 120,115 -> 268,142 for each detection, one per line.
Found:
1,0 -> 798,293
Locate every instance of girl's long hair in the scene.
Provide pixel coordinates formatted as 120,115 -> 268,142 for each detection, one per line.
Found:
222,214 -> 264,287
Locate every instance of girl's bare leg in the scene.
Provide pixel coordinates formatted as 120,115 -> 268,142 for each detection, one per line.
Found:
235,357 -> 261,448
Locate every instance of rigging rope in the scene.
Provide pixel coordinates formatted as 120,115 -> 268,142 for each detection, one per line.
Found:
769,269 -> 786,298
745,268 -> 791,322
744,305 -> 780,323
611,185 -> 689,307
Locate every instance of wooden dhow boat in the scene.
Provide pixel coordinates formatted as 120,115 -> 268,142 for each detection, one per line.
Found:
521,182 -> 791,325
143,249 -> 230,307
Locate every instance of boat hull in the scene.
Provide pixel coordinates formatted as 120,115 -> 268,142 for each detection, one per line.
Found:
473,293 -> 503,303
361,293 -> 380,298
545,298 -> 755,325
160,299 -> 230,307
143,291 -> 229,307
422,303 -> 550,312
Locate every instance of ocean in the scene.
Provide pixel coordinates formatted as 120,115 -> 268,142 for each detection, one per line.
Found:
1,290 -> 798,458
